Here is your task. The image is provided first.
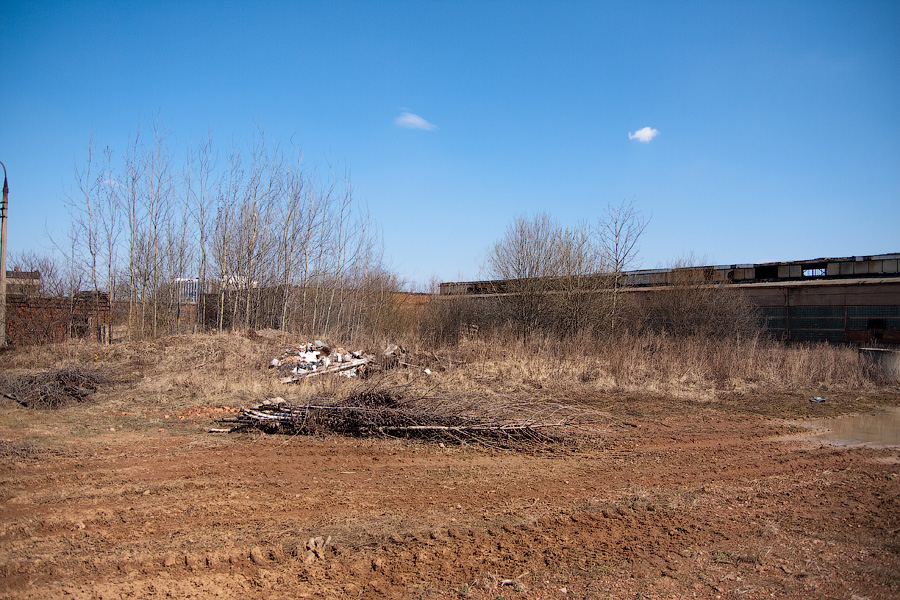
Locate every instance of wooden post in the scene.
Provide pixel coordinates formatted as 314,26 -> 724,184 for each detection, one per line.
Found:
0,160 -> 8,347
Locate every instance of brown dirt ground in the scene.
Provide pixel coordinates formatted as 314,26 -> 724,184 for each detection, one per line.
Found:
1,390 -> 899,599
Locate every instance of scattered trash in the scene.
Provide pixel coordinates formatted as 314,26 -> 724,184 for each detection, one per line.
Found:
270,341 -> 422,383
810,396 -> 826,403
270,340 -> 374,383
380,344 -> 408,370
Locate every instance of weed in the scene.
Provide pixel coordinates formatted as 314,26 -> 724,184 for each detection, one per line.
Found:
711,549 -> 739,565
711,548 -> 766,567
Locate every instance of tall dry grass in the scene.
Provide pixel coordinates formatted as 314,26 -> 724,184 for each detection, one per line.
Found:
1,328 -> 892,415
402,329 -> 889,401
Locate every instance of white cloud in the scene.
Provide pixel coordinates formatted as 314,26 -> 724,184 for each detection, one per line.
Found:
394,112 -> 437,131
628,126 -> 659,142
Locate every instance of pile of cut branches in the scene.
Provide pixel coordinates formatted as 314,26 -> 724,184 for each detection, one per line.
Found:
0,366 -> 106,409
213,391 -> 597,449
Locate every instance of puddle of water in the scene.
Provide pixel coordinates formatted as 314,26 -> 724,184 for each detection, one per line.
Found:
807,407 -> 900,447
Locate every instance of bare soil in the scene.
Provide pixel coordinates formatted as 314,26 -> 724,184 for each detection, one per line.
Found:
1,380 -> 899,598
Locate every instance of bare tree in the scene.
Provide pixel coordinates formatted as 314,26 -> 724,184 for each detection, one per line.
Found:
9,250 -> 68,297
551,223 -> 605,336
212,148 -> 242,332
596,199 -> 648,331
68,135 -> 101,296
484,213 -> 560,338
274,149 -> 308,330
122,125 -> 144,337
97,146 -> 121,303
186,134 -> 216,330
142,120 -> 174,337
634,255 -> 759,339
51,122 -> 401,340
165,171 -> 194,332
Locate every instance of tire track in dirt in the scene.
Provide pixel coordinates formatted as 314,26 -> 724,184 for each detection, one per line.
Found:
1,411 -> 899,599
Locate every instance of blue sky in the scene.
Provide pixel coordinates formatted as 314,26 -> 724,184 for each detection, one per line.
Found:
2,0 -> 898,287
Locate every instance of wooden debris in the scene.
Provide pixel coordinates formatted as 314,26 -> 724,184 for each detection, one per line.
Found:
304,535 -> 331,562
212,391 -> 596,448
0,367 -> 106,409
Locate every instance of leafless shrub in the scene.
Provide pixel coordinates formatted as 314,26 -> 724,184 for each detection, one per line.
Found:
627,263 -> 759,340
419,294 -> 500,346
484,213 -> 561,338
480,202 -> 650,339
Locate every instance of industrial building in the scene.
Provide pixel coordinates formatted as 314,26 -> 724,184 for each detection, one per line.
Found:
439,254 -> 900,344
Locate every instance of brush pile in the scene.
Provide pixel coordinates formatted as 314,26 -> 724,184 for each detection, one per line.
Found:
0,366 -> 106,409
213,391 -> 596,448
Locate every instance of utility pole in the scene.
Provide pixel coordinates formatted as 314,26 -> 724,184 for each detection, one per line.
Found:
0,160 -> 7,346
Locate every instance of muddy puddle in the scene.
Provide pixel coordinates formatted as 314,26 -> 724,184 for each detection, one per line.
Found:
806,407 -> 900,447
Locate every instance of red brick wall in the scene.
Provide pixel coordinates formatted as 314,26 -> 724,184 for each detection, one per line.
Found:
6,293 -> 110,347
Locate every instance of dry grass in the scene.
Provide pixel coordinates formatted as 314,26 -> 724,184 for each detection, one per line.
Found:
0,330 -> 893,425
0,332 -> 291,410
395,330 -> 892,402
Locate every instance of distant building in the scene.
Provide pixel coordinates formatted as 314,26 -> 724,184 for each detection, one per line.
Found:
440,254 -> 900,344
173,278 -> 207,304
5,269 -> 41,296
